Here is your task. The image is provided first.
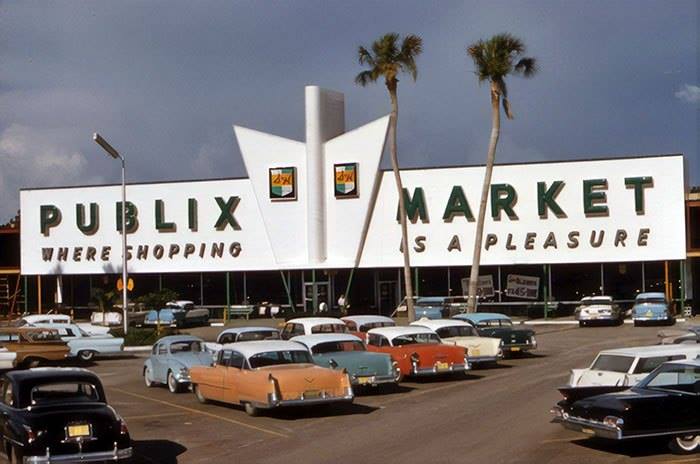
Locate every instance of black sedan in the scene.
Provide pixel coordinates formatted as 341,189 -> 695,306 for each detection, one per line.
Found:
0,368 -> 132,463
551,359 -> 700,454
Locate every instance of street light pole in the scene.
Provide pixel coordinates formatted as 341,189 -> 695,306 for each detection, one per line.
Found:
93,133 -> 129,334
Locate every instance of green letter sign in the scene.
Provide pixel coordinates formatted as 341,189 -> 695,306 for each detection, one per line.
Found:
583,179 -> 609,216
397,187 -> 429,223
443,186 -> 474,222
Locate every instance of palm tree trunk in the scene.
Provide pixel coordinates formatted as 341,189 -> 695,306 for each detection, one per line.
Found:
388,85 -> 416,322
467,81 -> 501,312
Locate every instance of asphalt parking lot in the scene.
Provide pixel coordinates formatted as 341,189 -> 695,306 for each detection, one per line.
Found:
12,322 -> 700,464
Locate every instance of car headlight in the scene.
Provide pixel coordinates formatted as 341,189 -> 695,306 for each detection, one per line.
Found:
603,416 -> 624,428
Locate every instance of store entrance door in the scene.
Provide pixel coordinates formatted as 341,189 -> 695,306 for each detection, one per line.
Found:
304,281 -> 331,313
378,281 -> 398,315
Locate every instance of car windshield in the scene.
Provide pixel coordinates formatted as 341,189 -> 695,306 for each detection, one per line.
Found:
311,324 -> 348,334
590,354 -> 635,373
581,299 -> 611,306
637,297 -> 666,305
478,319 -> 512,328
248,350 -> 313,368
170,340 -> 202,353
436,326 -> 477,338
359,321 -> 395,332
237,330 -> 280,342
312,341 -> 365,354
392,333 -> 441,346
638,364 -> 700,393
30,382 -> 101,406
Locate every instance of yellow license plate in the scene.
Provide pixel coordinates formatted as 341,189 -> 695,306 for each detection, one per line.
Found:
303,390 -> 321,399
471,348 -> 480,357
68,424 -> 90,438
356,376 -> 373,385
646,311 -> 653,317
510,347 -> 521,352
581,428 -> 595,435
436,362 -> 449,371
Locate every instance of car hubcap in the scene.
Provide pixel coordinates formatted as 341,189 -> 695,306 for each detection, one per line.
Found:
168,374 -> 176,391
676,435 -> 700,451
144,369 -> 152,386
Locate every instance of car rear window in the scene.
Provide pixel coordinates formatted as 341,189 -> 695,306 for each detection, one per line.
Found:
248,350 -> 313,368
360,321 -> 395,332
633,355 -> 686,374
30,382 -> 101,406
237,330 -> 280,342
436,326 -> 478,338
591,354 -> 635,373
311,324 -> 347,334
312,341 -> 365,354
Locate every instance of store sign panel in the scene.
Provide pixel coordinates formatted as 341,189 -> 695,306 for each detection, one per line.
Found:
21,155 -> 686,275
361,155 -> 686,267
505,274 -> 540,300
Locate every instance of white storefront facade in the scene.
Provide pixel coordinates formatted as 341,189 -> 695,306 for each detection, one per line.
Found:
19,87 -> 690,315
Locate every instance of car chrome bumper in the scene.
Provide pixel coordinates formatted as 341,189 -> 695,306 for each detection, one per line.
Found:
25,444 -> 132,463
553,415 -> 622,440
503,343 -> 535,352
577,315 -> 616,321
257,392 -> 354,409
411,363 -> 469,376
350,374 -> 397,386
468,355 -> 501,364
633,316 -> 671,321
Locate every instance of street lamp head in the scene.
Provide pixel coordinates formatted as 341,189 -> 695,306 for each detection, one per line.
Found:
93,133 -> 121,160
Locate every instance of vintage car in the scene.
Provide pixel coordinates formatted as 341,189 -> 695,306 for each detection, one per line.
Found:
365,326 -> 469,378
567,344 -> 700,387
658,326 -> 700,344
144,300 -> 210,328
32,323 -> 124,362
0,367 -> 132,463
291,333 -> 399,387
632,292 -> 675,326
144,335 -> 214,393
552,358 -> 700,454
0,328 -> 70,368
410,318 -> 503,365
452,312 -> 537,356
574,296 -> 624,326
189,341 -> 354,416
341,315 -> 395,340
17,314 -> 111,336
414,297 -> 447,319
280,317 -> 349,339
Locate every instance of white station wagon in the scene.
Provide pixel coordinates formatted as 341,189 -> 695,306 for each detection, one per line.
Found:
569,344 -> 700,387
280,317 -> 349,340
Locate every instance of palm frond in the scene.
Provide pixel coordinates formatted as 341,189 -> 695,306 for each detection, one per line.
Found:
355,32 -> 422,87
515,57 -> 537,77
358,46 -> 375,66
354,70 -> 377,87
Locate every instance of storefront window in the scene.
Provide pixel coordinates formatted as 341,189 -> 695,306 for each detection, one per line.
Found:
643,261 -> 665,294
603,262 -> 642,303
246,271 -> 288,306
161,273 -> 200,303
417,267 -> 448,297
347,269 -> 375,313
550,263 -> 601,302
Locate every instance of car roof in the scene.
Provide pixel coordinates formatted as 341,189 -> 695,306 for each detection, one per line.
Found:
22,314 -> 70,321
636,292 -> 666,299
219,327 -> 279,335
367,326 -> 435,339
453,313 -> 511,322
416,297 -> 446,303
410,318 -> 472,330
167,300 -> 195,305
290,333 -> 363,349
287,317 -> 346,327
581,296 -> 612,302
220,340 -> 308,358
6,367 -> 99,384
156,335 -> 204,345
341,315 -> 395,325
598,344 -> 700,357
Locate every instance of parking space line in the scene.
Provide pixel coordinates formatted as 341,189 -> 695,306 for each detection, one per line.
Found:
539,437 -> 574,444
109,387 -> 289,439
124,412 -> 190,421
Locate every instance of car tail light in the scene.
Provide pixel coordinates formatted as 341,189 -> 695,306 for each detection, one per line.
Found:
603,416 -> 624,428
23,424 -> 39,443
120,419 -> 129,435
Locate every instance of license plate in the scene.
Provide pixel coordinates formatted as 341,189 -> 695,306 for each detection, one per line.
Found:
303,390 -> 321,399
471,348 -> 480,356
67,424 -> 90,438
646,310 -> 653,317
510,347 -> 521,352
581,428 -> 595,435
356,376 -> 373,385
436,362 -> 449,371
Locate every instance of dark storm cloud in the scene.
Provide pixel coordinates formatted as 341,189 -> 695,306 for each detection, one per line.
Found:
0,0 -> 697,220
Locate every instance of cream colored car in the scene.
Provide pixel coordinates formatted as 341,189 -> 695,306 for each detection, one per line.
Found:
410,319 -> 503,366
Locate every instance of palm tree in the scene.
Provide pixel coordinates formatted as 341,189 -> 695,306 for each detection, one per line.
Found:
355,33 -> 423,322
465,33 -> 537,312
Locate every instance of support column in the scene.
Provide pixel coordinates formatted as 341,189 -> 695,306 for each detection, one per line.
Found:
37,275 -> 42,314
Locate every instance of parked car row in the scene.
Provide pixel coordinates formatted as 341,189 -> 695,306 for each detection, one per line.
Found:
574,292 -> 676,327
143,313 -> 538,418
551,340 -> 700,454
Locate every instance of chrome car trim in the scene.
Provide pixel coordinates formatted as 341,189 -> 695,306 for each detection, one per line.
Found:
24,443 -> 132,463
411,363 -> 468,376
467,356 -> 500,363
251,393 -> 355,409
350,374 -> 396,386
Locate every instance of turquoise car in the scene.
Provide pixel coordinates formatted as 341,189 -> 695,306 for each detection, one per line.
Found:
632,292 -> 675,326
291,333 -> 399,388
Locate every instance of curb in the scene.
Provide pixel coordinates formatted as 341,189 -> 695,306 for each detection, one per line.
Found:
523,318 -> 686,326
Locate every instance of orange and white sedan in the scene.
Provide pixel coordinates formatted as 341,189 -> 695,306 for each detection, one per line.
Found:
189,341 -> 354,416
